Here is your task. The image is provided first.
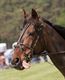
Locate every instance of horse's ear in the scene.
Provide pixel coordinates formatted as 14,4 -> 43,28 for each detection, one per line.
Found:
23,9 -> 27,18
31,9 -> 39,19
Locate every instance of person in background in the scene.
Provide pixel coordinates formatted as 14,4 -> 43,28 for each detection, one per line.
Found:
4,49 -> 14,66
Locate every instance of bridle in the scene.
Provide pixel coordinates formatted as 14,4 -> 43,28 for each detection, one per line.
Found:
16,20 -> 65,62
16,22 -> 44,61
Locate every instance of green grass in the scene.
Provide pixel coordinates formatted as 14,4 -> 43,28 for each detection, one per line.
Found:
0,62 -> 64,80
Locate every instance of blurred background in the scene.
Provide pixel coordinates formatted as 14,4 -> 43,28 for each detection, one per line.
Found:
0,0 -> 65,48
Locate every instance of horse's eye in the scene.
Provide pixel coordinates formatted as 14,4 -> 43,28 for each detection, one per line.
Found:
28,32 -> 35,36
29,33 -> 32,35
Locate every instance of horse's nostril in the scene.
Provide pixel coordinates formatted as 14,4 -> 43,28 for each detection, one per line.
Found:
15,58 -> 19,63
11,58 -> 19,65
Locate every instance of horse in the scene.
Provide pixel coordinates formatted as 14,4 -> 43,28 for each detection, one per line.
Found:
11,9 -> 65,77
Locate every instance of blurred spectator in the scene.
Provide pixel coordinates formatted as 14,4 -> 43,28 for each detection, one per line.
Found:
0,56 -> 5,68
0,43 -> 7,68
4,49 -> 14,66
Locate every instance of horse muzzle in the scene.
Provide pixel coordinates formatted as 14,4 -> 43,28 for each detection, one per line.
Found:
11,58 -> 30,70
11,58 -> 24,70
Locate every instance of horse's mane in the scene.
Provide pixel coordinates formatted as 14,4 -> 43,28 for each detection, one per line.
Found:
42,18 -> 65,39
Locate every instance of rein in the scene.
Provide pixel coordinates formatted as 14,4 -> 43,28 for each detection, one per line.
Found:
49,51 -> 65,55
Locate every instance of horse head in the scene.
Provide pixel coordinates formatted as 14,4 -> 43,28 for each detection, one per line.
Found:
11,9 -> 46,69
